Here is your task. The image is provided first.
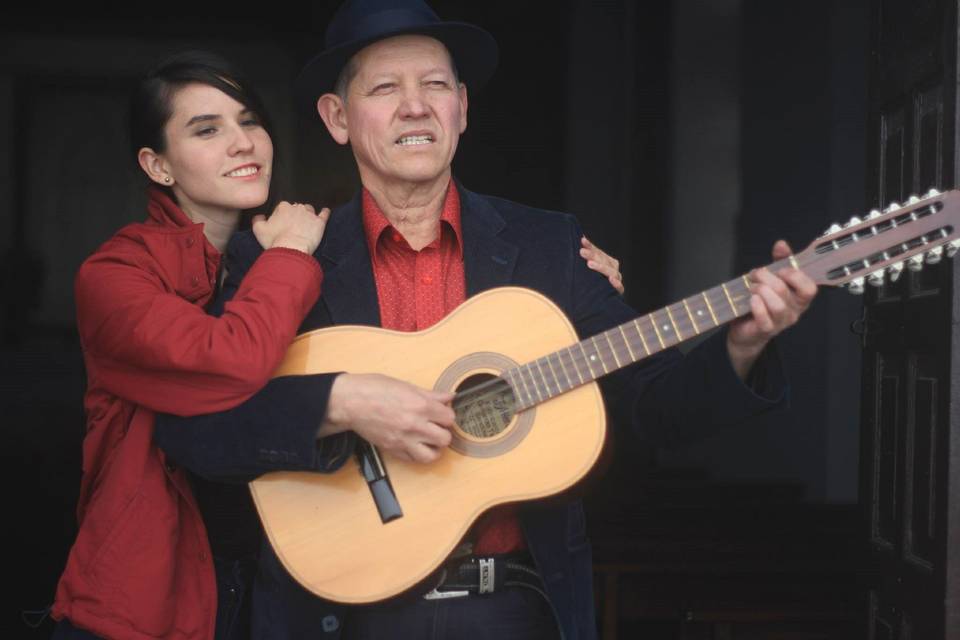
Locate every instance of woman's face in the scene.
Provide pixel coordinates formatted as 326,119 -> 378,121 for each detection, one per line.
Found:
157,83 -> 273,219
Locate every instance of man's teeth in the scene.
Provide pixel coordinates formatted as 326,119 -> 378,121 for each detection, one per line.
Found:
226,166 -> 258,177
397,135 -> 433,146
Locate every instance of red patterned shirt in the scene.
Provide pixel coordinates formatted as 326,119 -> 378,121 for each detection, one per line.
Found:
361,182 -> 525,555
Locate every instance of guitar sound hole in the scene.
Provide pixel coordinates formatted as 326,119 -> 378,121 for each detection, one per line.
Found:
452,373 -> 517,439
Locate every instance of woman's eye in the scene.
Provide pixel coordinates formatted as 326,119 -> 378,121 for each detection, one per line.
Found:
196,127 -> 217,136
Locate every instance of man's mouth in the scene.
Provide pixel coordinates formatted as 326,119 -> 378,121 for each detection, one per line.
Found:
225,165 -> 260,177
396,134 -> 433,146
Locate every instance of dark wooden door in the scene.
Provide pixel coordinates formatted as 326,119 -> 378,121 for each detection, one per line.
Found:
862,1 -> 960,637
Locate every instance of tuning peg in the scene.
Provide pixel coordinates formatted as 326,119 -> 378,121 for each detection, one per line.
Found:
866,209 -> 882,220
946,239 -> 960,258
887,261 -> 904,282
847,277 -> 866,295
823,223 -> 842,236
866,270 -> 886,287
926,188 -> 941,198
884,201 -> 902,212
926,246 -> 944,264
844,216 -> 863,228
906,195 -> 920,204
907,254 -> 925,272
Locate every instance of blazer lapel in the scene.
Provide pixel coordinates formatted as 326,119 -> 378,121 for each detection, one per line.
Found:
317,195 -> 381,326
459,186 -> 519,296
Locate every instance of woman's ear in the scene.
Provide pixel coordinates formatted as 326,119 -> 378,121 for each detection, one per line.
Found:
137,147 -> 174,186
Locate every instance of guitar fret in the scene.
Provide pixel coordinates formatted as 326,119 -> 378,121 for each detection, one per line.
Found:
603,332 -> 622,368
544,354 -> 565,393
633,318 -> 651,354
665,305 -> 682,340
720,283 -> 737,315
563,347 -> 585,385
554,351 -> 574,389
590,335 -> 610,373
515,369 -> 535,408
619,325 -> 637,360
523,364 -> 544,403
649,314 -> 666,349
682,298 -> 700,335
509,368 -> 528,406
701,291 -> 718,325
578,341 -> 597,380
741,274 -> 752,294
534,358 -> 554,397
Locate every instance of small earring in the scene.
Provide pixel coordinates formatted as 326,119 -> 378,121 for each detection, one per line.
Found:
164,177 -> 171,184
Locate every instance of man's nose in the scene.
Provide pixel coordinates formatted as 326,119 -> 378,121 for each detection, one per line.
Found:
398,87 -> 429,118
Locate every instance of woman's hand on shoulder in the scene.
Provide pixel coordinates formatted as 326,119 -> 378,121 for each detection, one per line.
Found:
252,201 -> 331,255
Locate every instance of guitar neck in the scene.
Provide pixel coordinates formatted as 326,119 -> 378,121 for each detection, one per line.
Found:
501,260 -> 790,410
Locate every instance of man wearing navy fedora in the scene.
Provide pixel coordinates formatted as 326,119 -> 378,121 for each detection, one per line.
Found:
156,0 -> 817,638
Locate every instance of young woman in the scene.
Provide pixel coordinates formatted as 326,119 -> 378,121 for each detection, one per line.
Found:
49,52 -> 330,640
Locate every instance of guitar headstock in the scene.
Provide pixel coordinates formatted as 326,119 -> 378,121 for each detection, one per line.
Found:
794,188 -> 960,294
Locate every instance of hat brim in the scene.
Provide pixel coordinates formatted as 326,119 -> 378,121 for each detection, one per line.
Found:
295,21 -> 498,118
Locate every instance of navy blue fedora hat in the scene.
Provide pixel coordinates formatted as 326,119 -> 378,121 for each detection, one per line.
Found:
296,0 -> 498,114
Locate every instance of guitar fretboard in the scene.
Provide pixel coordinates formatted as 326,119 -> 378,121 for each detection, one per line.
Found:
500,263 -> 787,410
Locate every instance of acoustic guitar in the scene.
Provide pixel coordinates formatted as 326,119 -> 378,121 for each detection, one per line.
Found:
251,189 -> 960,603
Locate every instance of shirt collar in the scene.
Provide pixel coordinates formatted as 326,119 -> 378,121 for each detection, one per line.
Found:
361,180 -> 464,257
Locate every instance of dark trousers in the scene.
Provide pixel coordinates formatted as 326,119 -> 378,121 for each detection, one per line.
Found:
51,619 -> 103,640
342,586 -> 561,640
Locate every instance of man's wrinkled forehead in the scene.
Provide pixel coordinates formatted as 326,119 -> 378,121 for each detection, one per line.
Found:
351,35 -> 458,80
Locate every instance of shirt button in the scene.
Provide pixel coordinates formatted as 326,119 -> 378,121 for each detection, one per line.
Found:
199,551 -> 208,562
421,276 -> 433,284
191,275 -> 200,287
185,237 -> 195,248
321,615 -> 339,632
391,231 -> 402,243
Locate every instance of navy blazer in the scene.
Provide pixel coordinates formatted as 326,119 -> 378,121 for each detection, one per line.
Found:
156,183 -> 786,640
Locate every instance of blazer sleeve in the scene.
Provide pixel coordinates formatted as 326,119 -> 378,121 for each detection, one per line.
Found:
153,231 -> 354,480
76,232 -> 322,416
563,217 -> 788,449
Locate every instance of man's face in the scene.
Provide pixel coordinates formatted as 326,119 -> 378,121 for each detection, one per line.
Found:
335,35 -> 467,190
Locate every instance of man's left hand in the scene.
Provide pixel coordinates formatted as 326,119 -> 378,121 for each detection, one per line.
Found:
727,239 -> 818,380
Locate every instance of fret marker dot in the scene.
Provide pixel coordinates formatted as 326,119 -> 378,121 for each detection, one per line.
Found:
590,355 -> 597,362
663,325 -> 670,331
697,310 -> 703,316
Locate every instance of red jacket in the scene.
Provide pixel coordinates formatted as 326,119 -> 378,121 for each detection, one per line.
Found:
52,188 -> 322,640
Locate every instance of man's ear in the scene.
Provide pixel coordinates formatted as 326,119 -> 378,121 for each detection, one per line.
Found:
317,94 -> 350,145
458,83 -> 468,134
137,147 -> 174,186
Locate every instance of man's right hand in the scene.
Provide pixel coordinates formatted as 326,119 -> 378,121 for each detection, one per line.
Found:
321,373 -> 455,464
252,201 -> 330,255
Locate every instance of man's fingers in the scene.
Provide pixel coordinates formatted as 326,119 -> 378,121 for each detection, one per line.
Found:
779,268 -> 818,303
771,239 -> 793,260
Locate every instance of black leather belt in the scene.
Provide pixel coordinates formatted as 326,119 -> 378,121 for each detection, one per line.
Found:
423,555 -> 545,600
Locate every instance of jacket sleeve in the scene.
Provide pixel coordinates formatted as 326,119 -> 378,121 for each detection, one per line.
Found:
154,374 -> 355,482
153,231 -> 355,479
75,232 -> 322,416
563,217 -> 788,449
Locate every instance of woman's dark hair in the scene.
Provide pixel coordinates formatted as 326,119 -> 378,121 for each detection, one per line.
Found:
129,50 -> 280,215
130,50 -> 275,155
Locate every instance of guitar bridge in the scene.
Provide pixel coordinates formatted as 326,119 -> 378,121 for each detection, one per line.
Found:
356,441 -> 403,523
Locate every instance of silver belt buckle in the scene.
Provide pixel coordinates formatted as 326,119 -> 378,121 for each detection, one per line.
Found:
423,569 -> 469,600
478,557 -> 495,594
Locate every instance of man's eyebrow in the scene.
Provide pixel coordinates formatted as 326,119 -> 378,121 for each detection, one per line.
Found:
184,114 -> 221,127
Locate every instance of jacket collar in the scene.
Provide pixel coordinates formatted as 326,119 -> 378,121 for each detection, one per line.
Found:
317,181 -> 519,325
